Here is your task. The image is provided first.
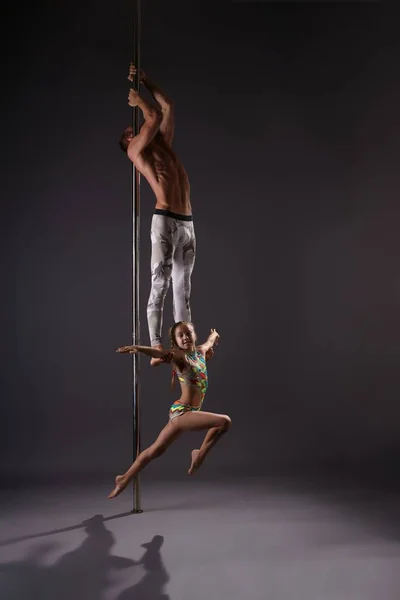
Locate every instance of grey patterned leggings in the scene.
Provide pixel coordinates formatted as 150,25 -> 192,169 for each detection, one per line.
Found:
147,210 -> 196,347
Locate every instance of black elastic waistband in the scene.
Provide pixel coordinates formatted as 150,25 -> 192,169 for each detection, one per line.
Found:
154,208 -> 193,221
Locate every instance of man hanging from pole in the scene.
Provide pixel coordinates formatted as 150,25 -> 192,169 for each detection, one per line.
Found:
119,64 -> 201,366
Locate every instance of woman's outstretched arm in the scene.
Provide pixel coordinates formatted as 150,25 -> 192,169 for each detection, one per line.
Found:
197,329 -> 220,355
116,345 -> 191,363
116,345 -> 172,359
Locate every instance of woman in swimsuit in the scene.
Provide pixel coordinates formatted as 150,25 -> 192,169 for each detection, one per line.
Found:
108,321 -> 231,499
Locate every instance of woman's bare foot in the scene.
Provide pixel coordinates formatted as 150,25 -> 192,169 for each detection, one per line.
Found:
108,475 -> 128,499
188,449 -> 200,475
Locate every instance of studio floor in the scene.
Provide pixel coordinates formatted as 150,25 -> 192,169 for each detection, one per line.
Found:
1,474 -> 400,599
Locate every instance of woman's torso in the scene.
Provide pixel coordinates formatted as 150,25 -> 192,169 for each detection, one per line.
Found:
173,349 -> 208,408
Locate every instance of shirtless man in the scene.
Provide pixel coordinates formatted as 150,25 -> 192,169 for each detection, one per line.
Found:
119,64 -> 196,365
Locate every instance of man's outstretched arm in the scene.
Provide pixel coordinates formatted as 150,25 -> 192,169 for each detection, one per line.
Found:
126,88 -> 161,162
129,64 -> 175,146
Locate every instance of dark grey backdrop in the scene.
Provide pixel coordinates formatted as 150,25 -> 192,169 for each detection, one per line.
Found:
3,1 -> 400,482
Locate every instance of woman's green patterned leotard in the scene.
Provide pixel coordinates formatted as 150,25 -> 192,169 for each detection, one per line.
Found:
169,350 -> 208,420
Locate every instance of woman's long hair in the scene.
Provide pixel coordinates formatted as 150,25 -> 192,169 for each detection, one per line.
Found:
168,321 -> 196,390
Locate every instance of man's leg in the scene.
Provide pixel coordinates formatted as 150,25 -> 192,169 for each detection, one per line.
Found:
171,221 -> 196,323
147,215 -> 174,351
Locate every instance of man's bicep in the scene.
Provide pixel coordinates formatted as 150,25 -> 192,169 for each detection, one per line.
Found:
127,118 -> 160,161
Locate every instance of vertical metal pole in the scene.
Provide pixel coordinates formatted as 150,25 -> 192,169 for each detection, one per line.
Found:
132,0 -> 142,514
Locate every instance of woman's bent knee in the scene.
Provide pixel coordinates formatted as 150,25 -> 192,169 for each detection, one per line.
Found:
221,415 -> 231,431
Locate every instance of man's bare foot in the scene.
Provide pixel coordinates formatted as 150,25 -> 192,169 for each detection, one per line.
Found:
150,345 -> 164,367
188,449 -> 200,475
150,357 -> 164,367
108,475 -> 128,499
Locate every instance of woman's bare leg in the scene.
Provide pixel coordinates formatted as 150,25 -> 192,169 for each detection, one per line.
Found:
188,424 -> 229,474
108,421 -> 182,499
173,411 -> 232,475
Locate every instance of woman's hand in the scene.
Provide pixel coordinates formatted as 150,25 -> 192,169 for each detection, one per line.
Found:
210,329 -> 220,345
116,345 -> 138,354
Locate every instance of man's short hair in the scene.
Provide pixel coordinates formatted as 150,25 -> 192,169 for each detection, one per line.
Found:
119,131 -> 130,153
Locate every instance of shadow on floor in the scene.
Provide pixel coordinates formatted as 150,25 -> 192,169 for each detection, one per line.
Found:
0,514 -> 169,600
0,511 -> 132,548
116,535 -> 170,600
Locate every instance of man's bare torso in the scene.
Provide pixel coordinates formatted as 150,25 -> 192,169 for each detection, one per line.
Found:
134,137 -> 192,216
